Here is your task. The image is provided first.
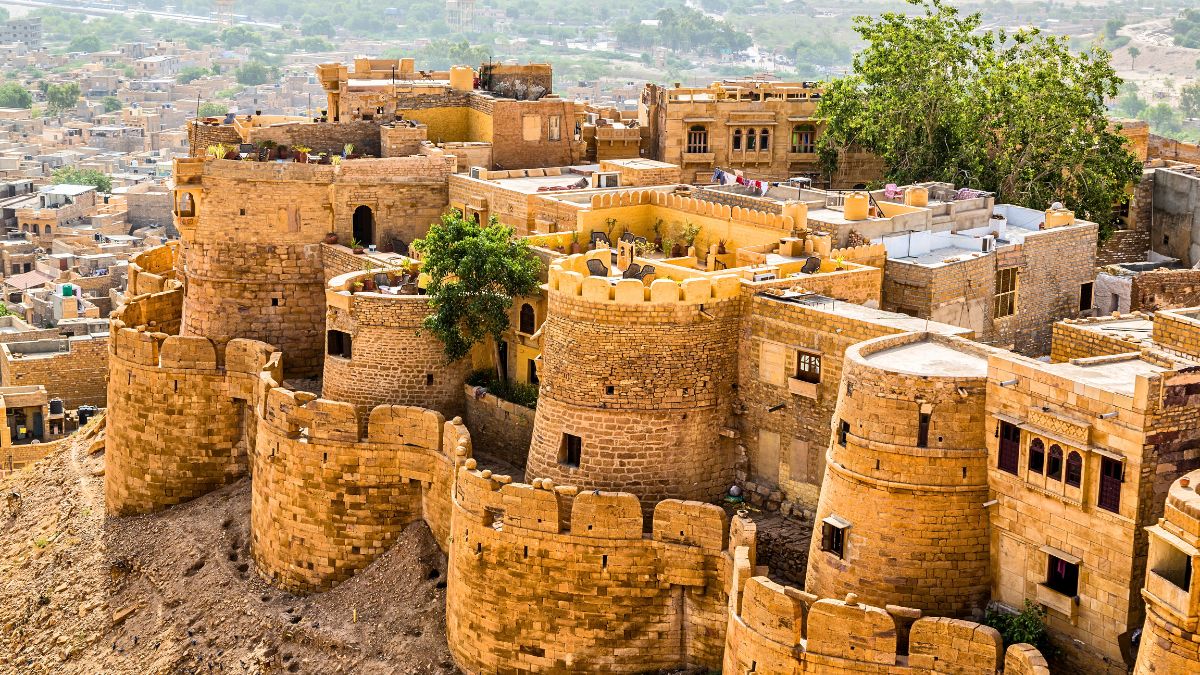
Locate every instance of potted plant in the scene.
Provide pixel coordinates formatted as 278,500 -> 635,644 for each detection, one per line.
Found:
344,143 -> 358,159
324,231 -> 339,245
604,217 -> 618,244
834,255 -> 846,271
317,153 -> 331,165
717,238 -> 728,255
205,143 -> 227,159
569,231 -> 582,254
331,156 -> 343,166
293,145 -> 311,163
224,145 -> 239,159
652,218 -> 664,251
680,221 -> 701,250
255,109 -> 262,116
350,281 -> 363,294
661,235 -> 676,257
350,238 -> 365,254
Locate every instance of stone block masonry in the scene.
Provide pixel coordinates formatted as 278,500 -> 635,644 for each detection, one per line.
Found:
807,332 -> 998,616
462,384 -> 535,468
322,273 -> 471,424
526,261 -> 743,512
251,390 -> 471,593
0,333 -> 109,409
447,468 -> 731,673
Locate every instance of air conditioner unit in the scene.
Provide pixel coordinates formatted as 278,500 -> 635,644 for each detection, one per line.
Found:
468,166 -> 483,179
593,172 -> 619,189
752,271 -> 777,282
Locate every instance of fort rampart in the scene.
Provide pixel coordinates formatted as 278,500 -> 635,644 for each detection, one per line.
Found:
447,468 -> 731,673
525,257 -> 742,510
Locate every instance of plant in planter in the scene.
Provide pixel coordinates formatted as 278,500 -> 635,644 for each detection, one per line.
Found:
343,143 -> 357,159
680,221 -> 701,250
661,235 -> 676,257
350,281 -> 364,294
569,231 -> 582,254
834,255 -> 846,271
350,238 -> 365,254
293,145 -> 311,163
317,153 -> 331,165
277,144 -> 290,160
331,155 -> 343,166
324,231 -> 339,245
604,217 -> 618,244
362,262 -> 377,291
652,218 -> 664,251
205,143 -> 228,159
717,238 -> 728,255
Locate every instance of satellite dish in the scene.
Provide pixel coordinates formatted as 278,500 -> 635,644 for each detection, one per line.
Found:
1051,201 -> 1064,210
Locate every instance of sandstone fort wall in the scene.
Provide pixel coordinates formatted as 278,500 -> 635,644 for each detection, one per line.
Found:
251,390 -> 470,592
447,468 -> 730,673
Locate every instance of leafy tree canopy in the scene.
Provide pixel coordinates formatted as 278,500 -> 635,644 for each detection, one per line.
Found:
45,82 -> 80,115
817,0 -> 1140,234
101,96 -> 122,113
177,66 -> 211,84
412,211 -> 541,377
235,62 -> 274,86
52,167 -> 112,193
0,83 -> 33,109
197,102 -> 229,118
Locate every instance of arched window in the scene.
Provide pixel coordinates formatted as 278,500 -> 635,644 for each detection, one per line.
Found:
1028,438 -> 1045,474
759,128 -> 770,151
732,128 -> 742,151
745,128 -> 757,151
31,224 -> 39,235
1065,451 -> 1083,487
519,303 -> 535,334
1047,445 -> 1063,481
791,124 -> 816,153
686,125 -> 708,154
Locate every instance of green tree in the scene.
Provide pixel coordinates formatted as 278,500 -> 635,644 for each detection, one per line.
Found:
412,210 -> 541,380
0,83 -> 32,109
1128,45 -> 1141,69
51,167 -> 112,193
67,35 -> 105,53
817,0 -> 1140,234
101,96 -> 122,113
196,102 -> 228,117
177,66 -> 210,84
220,26 -> 262,49
235,62 -> 273,86
45,82 -> 81,115
1182,83 -> 1200,119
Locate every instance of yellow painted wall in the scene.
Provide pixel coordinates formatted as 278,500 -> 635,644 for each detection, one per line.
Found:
574,204 -> 795,254
403,107 -> 473,143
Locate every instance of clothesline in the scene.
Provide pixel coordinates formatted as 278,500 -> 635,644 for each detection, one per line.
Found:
711,167 -> 771,196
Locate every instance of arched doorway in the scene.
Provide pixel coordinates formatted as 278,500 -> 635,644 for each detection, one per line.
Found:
352,205 -> 374,247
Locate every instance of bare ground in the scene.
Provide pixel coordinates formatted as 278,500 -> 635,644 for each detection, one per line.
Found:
0,424 -> 458,675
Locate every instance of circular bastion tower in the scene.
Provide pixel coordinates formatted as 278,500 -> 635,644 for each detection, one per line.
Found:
172,158 -> 338,376
524,255 -> 742,512
806,331 -> 996,617
1133,468 -> 1200,674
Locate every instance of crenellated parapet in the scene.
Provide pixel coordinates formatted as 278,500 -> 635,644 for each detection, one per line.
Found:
447,467 -> 731,673
104,323 -> 281,516
126,241 -> 182,297
250,389 -> 472,593
724,546 -> 1049,674
526,256 -> 742,511
321,269 -> 471,421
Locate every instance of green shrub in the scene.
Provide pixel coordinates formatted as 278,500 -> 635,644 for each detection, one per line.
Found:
984,600 -> 1049,652
466,369 -> 538,409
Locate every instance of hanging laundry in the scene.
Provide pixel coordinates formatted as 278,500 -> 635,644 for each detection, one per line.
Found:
712,168 -> 724,184
722,171 -> 738,186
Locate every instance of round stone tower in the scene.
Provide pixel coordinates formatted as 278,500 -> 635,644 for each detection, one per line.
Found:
1133,468 -> 1200,674
524,256 -> 742,512
173,160 -> 339,377
806,331 -> 995,616
321,269 -> 471,421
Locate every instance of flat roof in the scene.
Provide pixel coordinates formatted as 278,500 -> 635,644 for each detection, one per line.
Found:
1072,318 -> 1154,339
889,246 -> 991,268
862,338 -> 989,377
1043,357 -> 1166,397
40,184 -> 96,196
763,292 -> 968,335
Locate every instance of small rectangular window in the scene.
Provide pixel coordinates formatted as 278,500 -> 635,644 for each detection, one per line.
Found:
917,412 -> 930,448
794,351 -> 821,384
548,115 -> 561,142
837,420 -> 849,447
820,520 -> 846,559
560,433 -> 581,468
326,330 -> 352,359
997,420 -> 1020,475
1098,457 -> 1123,513
1079,282 -> 1093,312
994,267 -> 1018,318
1045,554 -> 1079,597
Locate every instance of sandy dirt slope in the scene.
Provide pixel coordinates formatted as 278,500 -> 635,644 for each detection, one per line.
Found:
0,420 -> 457,675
